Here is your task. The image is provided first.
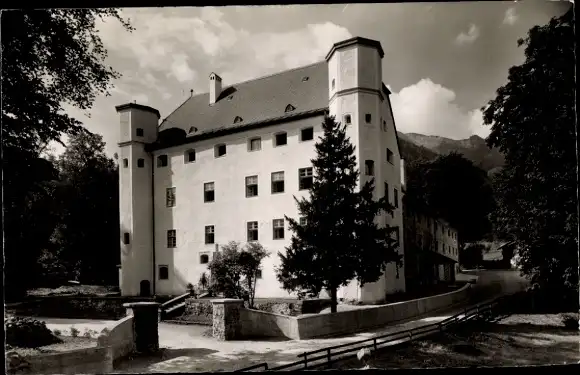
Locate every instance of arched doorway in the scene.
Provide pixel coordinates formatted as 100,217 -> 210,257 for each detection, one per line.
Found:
139,280 -> 151,297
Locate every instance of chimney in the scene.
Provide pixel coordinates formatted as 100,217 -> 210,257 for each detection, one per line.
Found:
209,72 -> 222,105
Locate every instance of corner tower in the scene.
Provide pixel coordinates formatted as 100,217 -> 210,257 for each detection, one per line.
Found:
116,103 -> 160,296
326,37 -> 405,303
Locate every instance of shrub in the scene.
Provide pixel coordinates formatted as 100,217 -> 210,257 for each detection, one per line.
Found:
70,326 -> 79,337
5,317 -> 62,348
560,313 -> 579,330
52,329 -> 62,336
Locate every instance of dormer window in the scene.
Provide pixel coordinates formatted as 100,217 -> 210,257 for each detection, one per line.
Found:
285,104 -> 296,113
234,116 -> 243,124
302,76 -> 309,82
188,126 -> 198,134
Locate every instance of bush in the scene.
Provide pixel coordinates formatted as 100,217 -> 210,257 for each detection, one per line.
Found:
5,317 -> 62,348
560,313 -> 579,330
53,329 -> 62,336
70,326 -> 79,337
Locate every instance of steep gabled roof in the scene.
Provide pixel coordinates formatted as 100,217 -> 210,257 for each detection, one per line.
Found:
159,61 -> 328,134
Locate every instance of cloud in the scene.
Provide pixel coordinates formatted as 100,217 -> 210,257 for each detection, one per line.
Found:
503,7 -> 518,26
390,79 -> 489,139
169,53 -> 197,83
455,24 -> 480,45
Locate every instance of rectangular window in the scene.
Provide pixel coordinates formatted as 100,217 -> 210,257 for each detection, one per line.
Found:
299,167 -> 313,190
204,182 -> 215,202
255,269 -> 262,279
271,171 -> 285,194
382,120 -> 387,132
157,155 -> 168,167
384,182 -> 389,203
123,233 -> 130,245
273,219 -> 284,240
136,128 -> 144,137
215,144 -> 227,158
123,158 -> 129,168
344,114 -> 352,125
166,187 -> 176,207
274,132 -> 287,147
299,217 -> 308,226
246,175 -> 258,197
300,127 -> 314,141
247,221 -> 258,242
394,188 -> 399,208
185,149 -> 195,163
137,158 -> 145,168
205,226 -> 215,244
365,160 -> 375,176
158,265 -> 169,280
200,254 -> 209,264
365,114 -> 372,123
387,149 -> 394,164
248,137 -> 261,152
167,230 -> 176,248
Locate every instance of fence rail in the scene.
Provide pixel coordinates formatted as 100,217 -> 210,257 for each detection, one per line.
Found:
235,295 -> 507,372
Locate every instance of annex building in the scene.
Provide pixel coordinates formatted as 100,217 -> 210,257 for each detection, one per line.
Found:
116,37 -> 408,303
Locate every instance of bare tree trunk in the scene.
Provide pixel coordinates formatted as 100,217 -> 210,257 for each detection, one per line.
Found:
330,287 -> 338,313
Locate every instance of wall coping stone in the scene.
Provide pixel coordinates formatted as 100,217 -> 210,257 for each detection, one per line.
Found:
211,299 -> 244,304
123,302 -> 160,308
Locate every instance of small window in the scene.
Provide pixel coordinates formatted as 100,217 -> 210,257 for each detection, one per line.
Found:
384,182 -> 389,203
394,188 -> 399,208
123,158 -> 129,168
136,128 -> 144,137
248,137 -> 261,152
299,167 -> 313,190
205,226 -> 215,244
331,79 -> 335,90
215,144 -> 227,158
386,149 -> 394,164
247,221 -> 259,242
166,187 -> 176,207
167,230 -> 176,248
204,182 -> 215,203
382,120 -> 387,132
365,114 -> 372,123
299,217 -> 308,226
273,219 -> 284,240
185,149 -> 196,163
188,126 -> 198,134
157,155 -> 168,167
274,132 -> 287,147
285,104 -> 296,113
271,171 -> 285,194
137,158 -> 145,168
364,160 -> 375,176
158,265 -> 169,280
234,116 -> 243,124
255,269 -> 262,279
123,233 -> 130,245
344,114 -> 352,125
246,175 -> 258,197
300,127 -> 314,141
200,254 -> 209,264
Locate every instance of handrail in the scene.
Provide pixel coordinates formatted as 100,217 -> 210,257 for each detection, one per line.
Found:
235,294 -> 509,372
160,292 -> 190,310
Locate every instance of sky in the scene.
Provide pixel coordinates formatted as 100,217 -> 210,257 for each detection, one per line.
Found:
52,1 -> 571,157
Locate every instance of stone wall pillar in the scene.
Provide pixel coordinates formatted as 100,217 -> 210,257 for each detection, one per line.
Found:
123,302 -> 160,354
212,299 -> 244,341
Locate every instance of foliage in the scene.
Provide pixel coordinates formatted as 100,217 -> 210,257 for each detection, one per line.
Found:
198,272 -> 209,291
5,317 -> 62,348
459,244 -> 485,269
50,131 -> 120,285
560,313 -> 579,330
1,9 -> 132,301
70,327 -> 79,337
482,8 -> 577,303
404,152 -> 496,244
276,115 -> 401,313
208,241 -> 269,303
37,249 -> 70,288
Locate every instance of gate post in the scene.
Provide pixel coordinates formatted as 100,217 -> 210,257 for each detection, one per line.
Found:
212,299 -> 244,341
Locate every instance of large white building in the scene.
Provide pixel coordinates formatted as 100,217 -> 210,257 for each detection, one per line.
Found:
117,36 -> 406,303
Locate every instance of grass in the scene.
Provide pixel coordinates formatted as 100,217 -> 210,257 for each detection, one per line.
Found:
333,313 -> 580,369
27,285 -> 119,297
6,336 -> 98,357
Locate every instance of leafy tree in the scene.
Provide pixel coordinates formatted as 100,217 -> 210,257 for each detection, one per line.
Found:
276,115 -> 401,313
50,132 -> 119,285
404,152 -> 495,245
482,8 -> 577,304
459,244 -> 485,269
208,241 -> 269,303
1,9 -> 132,301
